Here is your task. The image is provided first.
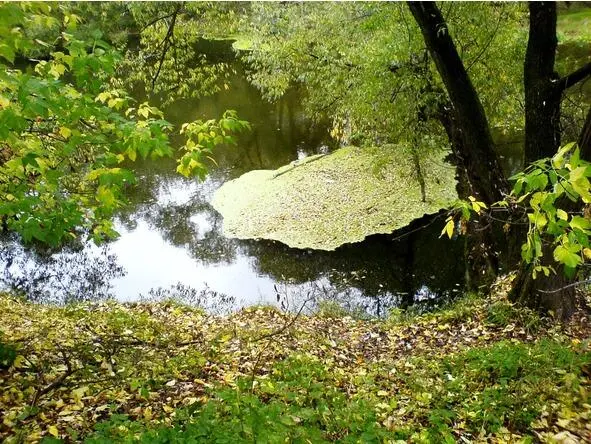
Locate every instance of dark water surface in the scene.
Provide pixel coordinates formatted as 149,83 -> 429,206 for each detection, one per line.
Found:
1,53 -> 468,316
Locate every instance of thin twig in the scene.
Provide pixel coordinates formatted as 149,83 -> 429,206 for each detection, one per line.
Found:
537,279 -> 591,294
151,4 -> 182,93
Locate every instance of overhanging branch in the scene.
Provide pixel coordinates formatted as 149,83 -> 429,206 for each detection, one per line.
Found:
556,62 -> 591,92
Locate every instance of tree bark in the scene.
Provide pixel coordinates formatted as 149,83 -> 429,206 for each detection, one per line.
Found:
408,1 -> 591,318
510,108 -> 591,320
509,1 -> 591,319
524,2 -> 562,164
579,106 -> 591,158
408,2 -> 508,287
408,1 -> 509,205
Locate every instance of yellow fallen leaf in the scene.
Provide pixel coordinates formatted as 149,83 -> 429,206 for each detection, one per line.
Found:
12,355 -> 25,367
48,425 -> 59,437
143,406 -> 152,421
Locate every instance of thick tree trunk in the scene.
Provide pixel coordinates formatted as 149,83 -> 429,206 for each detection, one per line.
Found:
524,2 -> 562,163
509,1 -> 591,319
408,2 -> 591,318
580,107 -> 591,158
510,107 -> 591,319
510,259 -> 576,319
408,2 -> 507,286
407,2 -> 509,205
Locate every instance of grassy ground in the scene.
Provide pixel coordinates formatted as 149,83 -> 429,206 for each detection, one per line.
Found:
1,280 -> 590,443
557,6 -> 591,43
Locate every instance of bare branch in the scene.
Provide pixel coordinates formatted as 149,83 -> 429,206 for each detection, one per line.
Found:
555,62 -> 591,92
151,3 -> 182,93
537,278 -> 591,294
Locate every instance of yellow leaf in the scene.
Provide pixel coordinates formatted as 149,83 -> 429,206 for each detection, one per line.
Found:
584,248 -> 591,260
441,219 -> 455,239
59,126 -> 72,139
223,372 -> 236,383
72,386 -> 88,402
12,354 -> 25,367
48,425 -> 59,437
0,95 -> 9,108
143,406 -> 152,421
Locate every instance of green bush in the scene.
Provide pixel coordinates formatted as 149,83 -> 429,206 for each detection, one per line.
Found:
427,340 -> 589,438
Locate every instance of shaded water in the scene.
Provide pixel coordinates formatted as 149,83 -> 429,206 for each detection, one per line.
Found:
1,48 -> 468,316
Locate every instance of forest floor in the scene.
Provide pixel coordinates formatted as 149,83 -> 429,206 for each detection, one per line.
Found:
1,276 -> 590,443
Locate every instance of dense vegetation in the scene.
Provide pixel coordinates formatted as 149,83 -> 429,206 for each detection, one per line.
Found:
1,289 -> 590,442
1,2 -> 591,442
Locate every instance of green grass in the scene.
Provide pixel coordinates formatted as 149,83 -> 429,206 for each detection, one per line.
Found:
557,7 -> 591,43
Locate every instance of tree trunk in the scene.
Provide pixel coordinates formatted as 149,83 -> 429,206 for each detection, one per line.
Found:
408,2 -> 508,287
408,2 -> 591,318
408,2 -> 509,205
579,106 -> 591,158
509,1 -> 591,319
524,2 -> 562,163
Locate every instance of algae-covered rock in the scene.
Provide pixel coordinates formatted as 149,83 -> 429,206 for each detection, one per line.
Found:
212,145 -> 457,250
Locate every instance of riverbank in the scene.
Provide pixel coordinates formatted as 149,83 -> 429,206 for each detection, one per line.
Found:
1,283 -> 590,443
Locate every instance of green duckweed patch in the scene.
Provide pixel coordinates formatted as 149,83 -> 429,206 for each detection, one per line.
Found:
212,145 -> 457,250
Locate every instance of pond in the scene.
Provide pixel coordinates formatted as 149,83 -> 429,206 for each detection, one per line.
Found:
0,43 -> 469,316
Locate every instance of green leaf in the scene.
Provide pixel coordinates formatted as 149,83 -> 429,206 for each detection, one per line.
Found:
0,43 -> 15,64
527,212 -> 547,229
553,245 -> 582,268
552,142 -> 575,168
571,177 -> 591,203
569,215 -> 591,232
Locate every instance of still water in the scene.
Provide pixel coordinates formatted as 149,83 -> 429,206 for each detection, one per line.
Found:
1,55 -> 467,316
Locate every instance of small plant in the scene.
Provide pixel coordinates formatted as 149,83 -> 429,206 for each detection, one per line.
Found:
0,336 -> 17,369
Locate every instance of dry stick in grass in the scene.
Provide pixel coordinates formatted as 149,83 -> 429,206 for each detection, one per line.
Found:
249,296 -> 312,393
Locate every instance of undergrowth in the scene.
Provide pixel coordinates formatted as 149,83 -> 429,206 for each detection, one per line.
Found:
0,292 -> 589,443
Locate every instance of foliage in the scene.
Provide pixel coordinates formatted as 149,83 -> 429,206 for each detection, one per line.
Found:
510,142 -> 591,278
0,334 -> 17,369
0,3 -> 248,246
1,293 -> 589,442
116,2 -> 246,104
241,3 -> 527,149
443,142 -> 591,280
177,110 -> 250,180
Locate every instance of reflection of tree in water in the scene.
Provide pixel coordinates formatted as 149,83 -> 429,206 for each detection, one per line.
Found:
145,200 -> 239,266
139,282 -> 238,315
0,240 -> 124,304
107,65 -> 335,268
242,215 -> 466,315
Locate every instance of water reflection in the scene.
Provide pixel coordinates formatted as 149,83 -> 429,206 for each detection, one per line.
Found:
0,48 -> 468,316
0,238 -> 124,304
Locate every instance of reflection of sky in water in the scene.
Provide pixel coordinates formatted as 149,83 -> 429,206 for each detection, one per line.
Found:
109,218 -> 279,305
